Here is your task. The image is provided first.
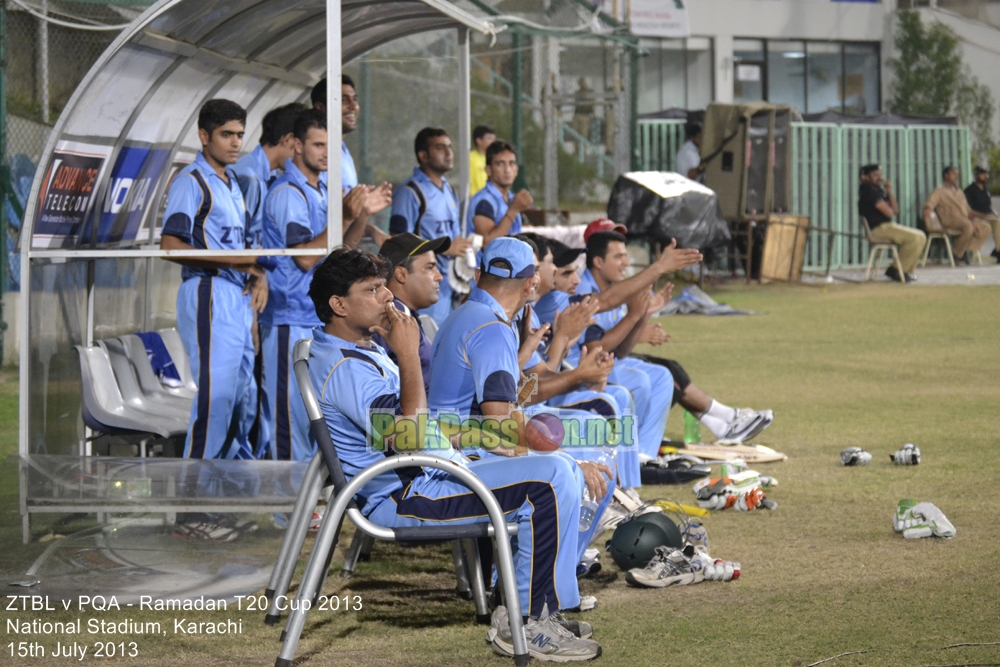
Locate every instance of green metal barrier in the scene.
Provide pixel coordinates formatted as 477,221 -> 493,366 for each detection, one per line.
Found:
637,119 -> 973,272
791,123 -> 841,270
636,119 -> 684,172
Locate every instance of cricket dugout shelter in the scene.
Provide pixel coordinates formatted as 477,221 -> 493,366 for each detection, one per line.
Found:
14,0 -> 496,538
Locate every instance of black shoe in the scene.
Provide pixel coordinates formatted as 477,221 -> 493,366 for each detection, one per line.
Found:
884,266 -> 901,282
904,273 -> 917,283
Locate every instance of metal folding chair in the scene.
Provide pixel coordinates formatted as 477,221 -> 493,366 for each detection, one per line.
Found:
271,339 -> 528,667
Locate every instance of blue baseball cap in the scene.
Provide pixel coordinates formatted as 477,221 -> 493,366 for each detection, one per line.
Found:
480,237 -> 536,279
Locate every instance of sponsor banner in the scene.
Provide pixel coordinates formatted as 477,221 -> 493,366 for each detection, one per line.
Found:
32,141 -> 112,249
629,0 -> 691,39
89,144 -> 172,245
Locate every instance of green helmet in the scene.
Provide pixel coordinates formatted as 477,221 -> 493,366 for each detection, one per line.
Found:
608,512 -> 683,571
632,511 -> 683,548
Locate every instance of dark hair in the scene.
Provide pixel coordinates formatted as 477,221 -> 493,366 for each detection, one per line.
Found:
198,99 -> 246,135
485,140 -> 517,167
585,231 -> 626,269
294,109 -> 327,143
517,232 -> 550,261
942,165 -> 957,179
310,79 -> 326,107
311,76 -> 355,109
685,122 -> 702,140
473,125 -> 495,142
974,166 -> 989,176
414,127 -> 449,159
260,103 -> 306,146
861,164 -> 881,177
309,248 -> 387,323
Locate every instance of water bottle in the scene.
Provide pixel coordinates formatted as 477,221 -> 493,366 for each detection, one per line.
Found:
683,410 -> 701,444
579,486 -> 597,531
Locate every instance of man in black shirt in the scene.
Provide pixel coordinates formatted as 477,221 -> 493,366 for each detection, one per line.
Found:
963,166 -> 1000,260
858,164 -> 926,282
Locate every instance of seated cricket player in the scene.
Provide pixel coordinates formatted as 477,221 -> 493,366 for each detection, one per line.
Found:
512,233 -> 641,493
370,233 -> 452,396
307,246 -> 603,662
541,232 -> 773,448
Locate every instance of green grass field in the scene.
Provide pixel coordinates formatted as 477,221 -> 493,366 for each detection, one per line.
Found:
2,282 -> 999,667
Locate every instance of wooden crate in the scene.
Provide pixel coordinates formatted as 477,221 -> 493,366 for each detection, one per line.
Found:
760,215 -> 809,283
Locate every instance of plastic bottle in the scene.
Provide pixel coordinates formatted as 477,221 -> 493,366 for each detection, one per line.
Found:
579,486 -> 597,531
683,410 -> 701,444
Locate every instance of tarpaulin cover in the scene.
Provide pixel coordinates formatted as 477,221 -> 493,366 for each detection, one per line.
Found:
606,171 -> 730,250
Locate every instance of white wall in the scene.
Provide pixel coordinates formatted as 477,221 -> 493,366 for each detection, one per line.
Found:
686,0 -> 894,105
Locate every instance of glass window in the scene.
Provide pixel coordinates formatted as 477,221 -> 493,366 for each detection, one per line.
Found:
733,39 -> 764,103
844,43 -> 880,115
806,42 -> 842,113
767,40 -> 806,111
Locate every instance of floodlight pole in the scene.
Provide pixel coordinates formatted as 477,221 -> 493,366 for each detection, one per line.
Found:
457,27 -> 471,225
326,0 -> 342,250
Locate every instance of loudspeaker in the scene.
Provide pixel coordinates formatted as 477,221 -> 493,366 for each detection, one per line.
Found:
702,104 -> 793,222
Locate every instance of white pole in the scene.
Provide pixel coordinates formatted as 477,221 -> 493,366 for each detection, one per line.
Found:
326,0 -> 342,250
38,0 -> 49,123
457,28 -> 471,227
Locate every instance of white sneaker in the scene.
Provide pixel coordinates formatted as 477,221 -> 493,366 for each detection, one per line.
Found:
720,409 -> 772,443
489,605 -> 602,662
625,546 -> 705,588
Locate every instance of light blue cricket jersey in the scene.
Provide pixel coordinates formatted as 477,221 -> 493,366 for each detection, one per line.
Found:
427,287 -> 519,416
466,181 -> 522,237
309,329 -> 405,514
162,152 -> 250,288
567,268 -> 627,365
233,144 -> 277,249
389,167 -> 461,244
260,159 -> 328,327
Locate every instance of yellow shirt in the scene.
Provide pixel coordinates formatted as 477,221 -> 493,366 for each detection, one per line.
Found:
470,149 -> 487,195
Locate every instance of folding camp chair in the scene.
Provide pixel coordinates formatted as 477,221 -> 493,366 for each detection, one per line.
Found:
271,339 -> 528,667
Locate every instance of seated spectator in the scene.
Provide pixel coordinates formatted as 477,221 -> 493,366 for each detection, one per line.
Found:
308,246 -> 603,661
963,166 -> 1000,261
858,164 -> 925,282
467,140 -> 533,245
372,233 -> 452,395
923,165 -> 989,265
470,124 -> 495,195
389,127 -> 474,327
